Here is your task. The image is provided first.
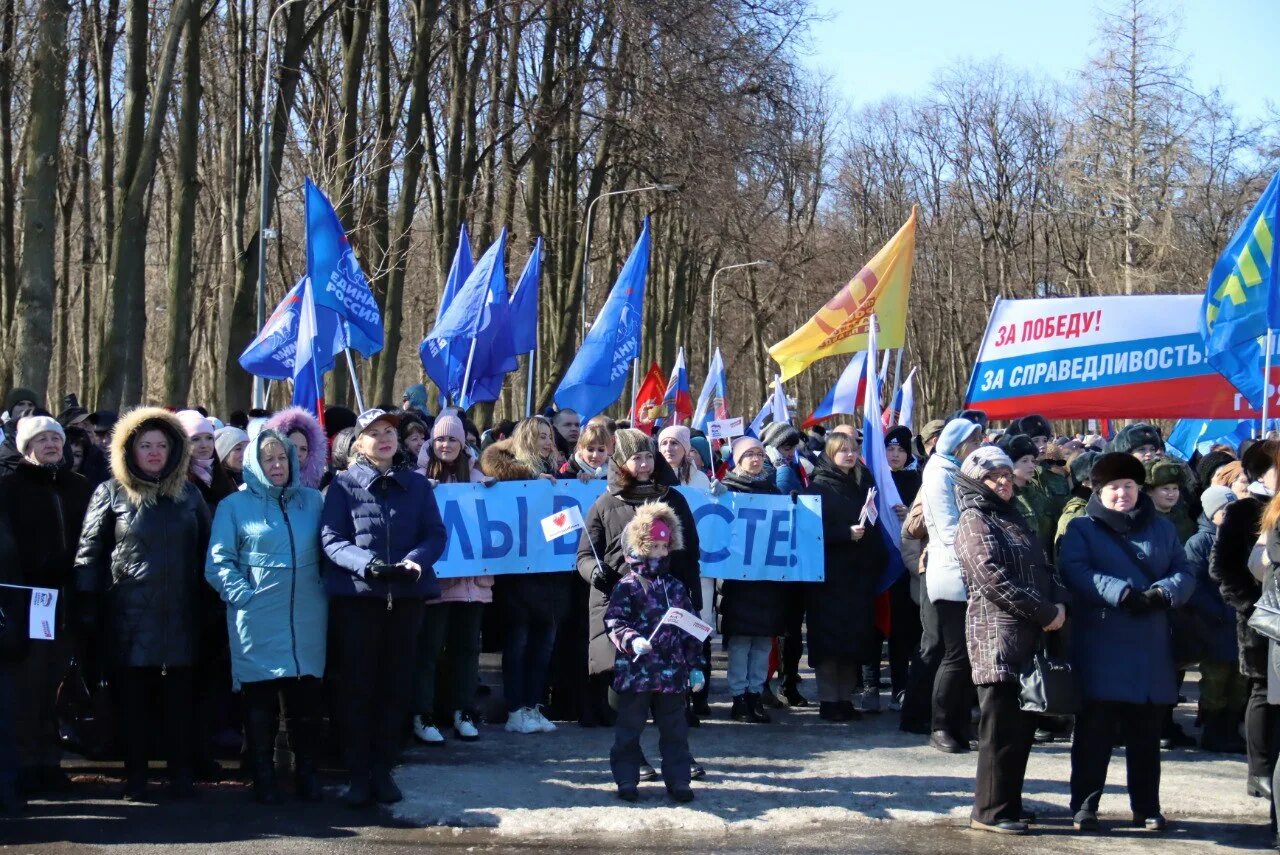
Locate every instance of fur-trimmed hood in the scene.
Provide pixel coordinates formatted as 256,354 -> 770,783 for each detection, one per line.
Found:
622,502 -> 684,557
264,406 -> 328,488
109,406 -> 192,506
480,438 -> 536,482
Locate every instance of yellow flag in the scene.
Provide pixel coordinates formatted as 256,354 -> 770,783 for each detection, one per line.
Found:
768,207 -> 916,381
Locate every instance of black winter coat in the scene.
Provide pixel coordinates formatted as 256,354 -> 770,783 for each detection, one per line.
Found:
0,459 -> 93,594
805,457 -> 888,666
74,408 -> 211,669
891,468 -> 922,507
717,472 -> 788,637
1209,494 -> 1267,679
577,466 -> 701,675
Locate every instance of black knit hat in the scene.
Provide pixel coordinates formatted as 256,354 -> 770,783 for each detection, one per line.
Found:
1069,450 -> 1101,488
1091,451 -> 1147,487
885,425 -> 913,453
996,433 -> 1038,464
1195,449 -> 1237,489
1013,415 -> 1052,441
1242,439 -> 1279,482
1109,423 -> 1163,454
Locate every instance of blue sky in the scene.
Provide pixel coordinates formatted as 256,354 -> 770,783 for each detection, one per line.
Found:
804,0 -> 1278,121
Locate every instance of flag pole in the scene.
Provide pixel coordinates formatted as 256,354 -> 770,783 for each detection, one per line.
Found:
628,357 -> 640,421
526,310 -> 539,418
890,346 -> 905,404
344,349 -> 366,413
460,337 -> 479,414
1264,329 -> 1274,437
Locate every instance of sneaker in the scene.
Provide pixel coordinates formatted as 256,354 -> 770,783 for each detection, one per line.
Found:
888,691 -> 904,712
504,708 -> 532,734
413,715 -> 446,746
530,706 -> 557,732
855,687 -> 881,713
453,710 -> 480,742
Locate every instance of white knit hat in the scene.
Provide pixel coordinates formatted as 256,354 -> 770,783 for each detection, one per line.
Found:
16,415 -> 64,455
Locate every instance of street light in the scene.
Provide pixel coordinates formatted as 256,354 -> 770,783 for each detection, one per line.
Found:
708,260 -> 773,366
580,183 -> 678,344
253,0 -> 305,409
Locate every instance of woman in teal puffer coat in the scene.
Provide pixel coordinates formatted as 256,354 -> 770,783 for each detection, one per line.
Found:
206,429 -> 327,804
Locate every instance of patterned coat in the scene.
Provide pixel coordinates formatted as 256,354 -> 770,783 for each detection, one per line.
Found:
954,473 -> 1061,686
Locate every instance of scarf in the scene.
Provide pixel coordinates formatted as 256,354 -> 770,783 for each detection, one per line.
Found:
190,455 -> 214,486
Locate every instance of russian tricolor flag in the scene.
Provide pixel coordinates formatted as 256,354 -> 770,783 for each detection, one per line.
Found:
802,352 -> 868,430
661,347 -> 694,425
693,348 -> 729,431
861,317 -> 906,593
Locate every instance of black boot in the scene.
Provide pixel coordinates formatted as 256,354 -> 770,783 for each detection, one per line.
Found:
0,780 -> 24,815
760,680 -> 783,709
371,767 -> 402,804
246,704 -> 282,804
730,694 -> 750,722
746,693 -> 772,724
782,679 -> 809,707
1200,711 -> 1247,754
289,715 -> 324,802
818,701 -> 843,721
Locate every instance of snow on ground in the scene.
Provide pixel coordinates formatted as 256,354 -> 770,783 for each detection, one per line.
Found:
391,667 -> 1266,838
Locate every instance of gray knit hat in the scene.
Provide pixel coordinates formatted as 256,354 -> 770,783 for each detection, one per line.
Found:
961,446 -> 1013,480
214,426 -> 250,463
611,428 -> 652,468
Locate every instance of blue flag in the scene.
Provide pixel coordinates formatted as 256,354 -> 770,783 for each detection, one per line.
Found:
292,276 -> 325,416
1200,172 -> 1280,409
239,276 -> 381,380
420,225 -> 474,404
422,230 -> 517,408
508,238 -> 542,355
304,178 -> 383,357
554,217 -> 651,420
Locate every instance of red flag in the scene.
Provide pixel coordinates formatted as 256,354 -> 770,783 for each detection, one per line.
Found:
632,362 -> 668,435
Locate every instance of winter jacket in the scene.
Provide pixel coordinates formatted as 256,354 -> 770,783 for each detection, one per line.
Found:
604,505 -> 705,694
1157,505 -> 1197,545
577,465 -> 701,675
1209,495 -> 1267,678
1058,493 -> 1195,704
954,474 -> 1059,685
480,440 -> 571,620
1034,465 -> 1071,519
891,467 -> 922,507
206,430 -> 327,688
716,472 -> 788,637
0,458 -> 93,607
766,446 -> 812,494
922,453 -> 967,603
1055,491 -> 1089,548
805,457 -> 888,666
320,458 -> 446,601
265,407 -> 329,489
74,407 -> 211,669
1184,514 -> 1238,664
1012,480 -> 1055,557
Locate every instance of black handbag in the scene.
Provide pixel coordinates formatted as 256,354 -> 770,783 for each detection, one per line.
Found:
1099,523 -> 1210,669
1248,564 -> 1280,642
1019,645 -> 1080,715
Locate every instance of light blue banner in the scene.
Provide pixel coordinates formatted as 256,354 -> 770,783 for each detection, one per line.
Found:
431,481 -> 826,582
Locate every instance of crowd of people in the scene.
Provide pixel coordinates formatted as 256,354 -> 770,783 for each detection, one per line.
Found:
0,383 -> 1277,843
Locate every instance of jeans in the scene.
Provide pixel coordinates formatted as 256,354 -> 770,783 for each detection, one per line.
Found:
414,602 -> 484,718
333,597 -> 424,779
1070,700 -> 1164,816
611,691 -> 691,790
932,600 -> 973,738
502,610 -> 557,712
973,682 -> 1035,824
726,636 -> 772,695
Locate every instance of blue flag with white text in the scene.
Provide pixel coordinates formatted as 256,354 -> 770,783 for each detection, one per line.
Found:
304,179 -> 383,356
420,225 -> 474,404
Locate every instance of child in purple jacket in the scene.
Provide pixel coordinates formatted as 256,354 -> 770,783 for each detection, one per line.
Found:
604,502 -> 706,803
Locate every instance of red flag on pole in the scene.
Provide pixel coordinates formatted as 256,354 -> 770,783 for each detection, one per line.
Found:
632,362 -> 668,435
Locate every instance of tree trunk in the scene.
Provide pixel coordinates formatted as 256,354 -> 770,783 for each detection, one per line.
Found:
162,6 -> 203,405
11,0 -> 72,403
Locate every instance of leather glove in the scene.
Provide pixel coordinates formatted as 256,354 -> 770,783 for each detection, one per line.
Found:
1142,587 -> 1170,610
688,669 -> 706,693
631,637 -> 653,656
366,560 -> 419,582
1120,587 -> 1151,615
590,566 -> 616,594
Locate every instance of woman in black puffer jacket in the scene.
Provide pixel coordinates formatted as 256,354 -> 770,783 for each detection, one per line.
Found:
75,407 -> 210,802
719,436 -> 787,724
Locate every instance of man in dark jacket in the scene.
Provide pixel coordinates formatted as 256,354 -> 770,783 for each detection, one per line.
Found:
1210,439 -> 1279,799
0,416 -> 92,795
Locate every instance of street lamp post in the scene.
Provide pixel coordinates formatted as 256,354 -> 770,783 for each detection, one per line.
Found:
580,183 -> 677,344
253,0 -> 305,409
708,260 -> 772,366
